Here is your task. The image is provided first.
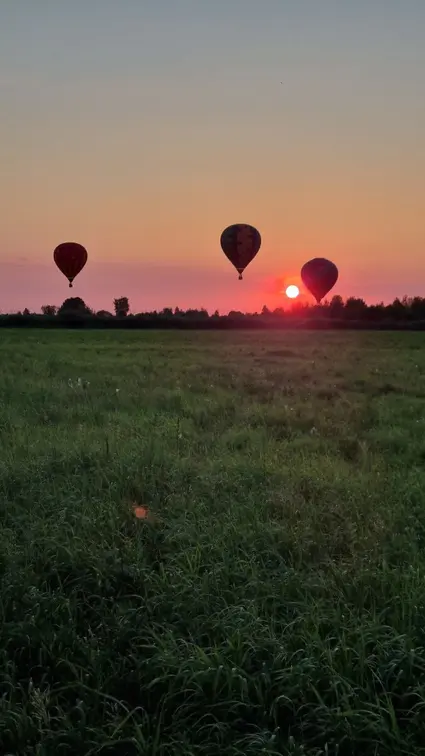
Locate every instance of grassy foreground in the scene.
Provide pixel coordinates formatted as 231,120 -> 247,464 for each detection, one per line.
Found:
1,329 -> 425,755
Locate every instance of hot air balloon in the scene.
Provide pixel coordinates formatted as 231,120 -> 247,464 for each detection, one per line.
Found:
220,224 -> 261,280
301,258 -> 338,304
53,242 -> 88,287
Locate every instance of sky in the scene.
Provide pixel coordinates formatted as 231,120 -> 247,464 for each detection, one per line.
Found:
1,0 -> 425,314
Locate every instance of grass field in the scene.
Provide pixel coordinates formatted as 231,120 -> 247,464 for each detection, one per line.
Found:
1,329 -> 425,755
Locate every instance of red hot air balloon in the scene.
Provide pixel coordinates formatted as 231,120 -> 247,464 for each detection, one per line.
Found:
220,224 -> 261,280
53,242 -> 88,287
301,257 -> 338,304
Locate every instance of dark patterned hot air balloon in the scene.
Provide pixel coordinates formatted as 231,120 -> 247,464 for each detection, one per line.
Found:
220,223 -> 261,280
301,257 -> 338,303
54,242 -> 88,287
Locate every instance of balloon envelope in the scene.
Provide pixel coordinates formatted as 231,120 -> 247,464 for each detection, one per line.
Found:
301,258 -> 338,303
54,242 -> 88,287
220,224 -> 261,279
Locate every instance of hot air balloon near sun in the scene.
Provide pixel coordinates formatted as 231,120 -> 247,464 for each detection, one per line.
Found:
220,223 -> 261,280
53,242 -> 88,287
301,257 -> 338,303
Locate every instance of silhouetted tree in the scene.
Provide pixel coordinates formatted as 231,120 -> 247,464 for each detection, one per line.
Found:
41,305 -> 58,316
409,297 -> 425,320
329,295 -> 344,318
290,300 -> 309,315
387,298 -> 407,320
344,297 -> 367,319
96,310 -> 113,318
114,297 -> 130,317
6,292 -> 425,331
58,297 -> 91,315
183,308 -> 209,319
368,302 -> 386,321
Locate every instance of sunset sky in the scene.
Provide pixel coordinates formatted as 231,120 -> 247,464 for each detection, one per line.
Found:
1,1 -> 425,314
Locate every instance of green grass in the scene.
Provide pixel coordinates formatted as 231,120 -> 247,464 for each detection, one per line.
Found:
1,328 -> 425,755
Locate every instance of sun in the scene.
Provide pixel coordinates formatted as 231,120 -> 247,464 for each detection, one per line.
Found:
285,285 -> 299,299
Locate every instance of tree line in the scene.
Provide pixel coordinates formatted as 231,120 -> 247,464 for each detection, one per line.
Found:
4,294 -> 425,330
